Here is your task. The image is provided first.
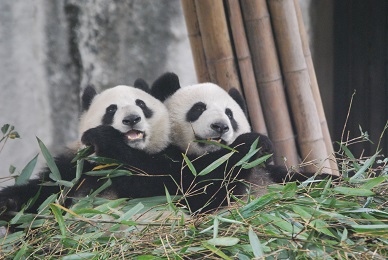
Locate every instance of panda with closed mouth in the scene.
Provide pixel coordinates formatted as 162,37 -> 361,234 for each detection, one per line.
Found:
0,80 -> 175,218
151,73 -> 275,213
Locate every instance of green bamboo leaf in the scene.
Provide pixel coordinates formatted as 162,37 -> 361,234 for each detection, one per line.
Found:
207,237 -> 240,247
75,159 -> 84,181
194,139 -> 236,151
71,146 -> 93,163
198,152 -> 233,176
340,227 -> 348,242
50,204 -> 66,237
182,153 -> 197,176
213,217 -> 219,239
338,142 -> 360,171
118,202 -> 144,222
56,180 -> 74,188
241,154 -> 272,169
311,219 -> 336,238
38,193 -> 58,212
249,226 -> 264,258
202,243 -> 233,260
360,176 -> 387,190
13,242 -> 28,260
235,138 -> 260,167
37,137 -> 61,181
349,153 -> 378,182
84,169 -> 132,177
15,154 -> 38,185
351,224 -> 388,233
241,192 -> 280,214
1,124 -> 10,134
62,253 -> 98,260
90,179 -> 112,197
84,156 -> 121,165
333,187 -> 375,196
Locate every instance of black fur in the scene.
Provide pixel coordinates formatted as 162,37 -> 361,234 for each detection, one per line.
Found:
102,104 -> 118,125
151,72 -> 181,102
83,125 -> 273,213
0,151 -> 101,219
82,85 -> 97,111
225,108 -> 238,132
135,99 -> 153,118
133,78 -> 150,93
186,102 -> 206,122
0,85 -> 172,221
228,88 -> 248,116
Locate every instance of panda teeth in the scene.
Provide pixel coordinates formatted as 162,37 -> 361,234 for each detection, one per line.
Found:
126,130 -> 144,141
207,138 -> 222,143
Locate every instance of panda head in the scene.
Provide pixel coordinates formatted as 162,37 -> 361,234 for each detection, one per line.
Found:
79,81 -> 170,154
152,73 -> 251,156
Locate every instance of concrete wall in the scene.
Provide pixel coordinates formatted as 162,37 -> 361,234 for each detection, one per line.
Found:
0,0 -> 195,186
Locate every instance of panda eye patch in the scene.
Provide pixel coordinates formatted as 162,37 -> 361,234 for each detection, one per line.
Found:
102,104 -> 118,125
136,99 -> 153,118
225,108 -> 233,119
136,99 -> 146,108
106,104 -> 117,113
194,102 -> 206,111
186,102 -> 206,122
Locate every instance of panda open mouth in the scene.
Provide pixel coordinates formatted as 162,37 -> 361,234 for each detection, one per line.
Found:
125,130 -> 145,141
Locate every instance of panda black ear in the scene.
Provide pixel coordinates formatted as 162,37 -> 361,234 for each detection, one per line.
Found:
134,78 -> 150,93
151,72 -> 181,102
228,88 -> 248,116
82,85 -> 97,111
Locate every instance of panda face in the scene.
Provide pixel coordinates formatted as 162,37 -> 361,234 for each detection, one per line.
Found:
79,85 -> 170,154
165,83 -> 251,155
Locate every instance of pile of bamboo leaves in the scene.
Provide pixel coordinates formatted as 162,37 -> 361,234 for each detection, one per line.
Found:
1,141 -> 387,259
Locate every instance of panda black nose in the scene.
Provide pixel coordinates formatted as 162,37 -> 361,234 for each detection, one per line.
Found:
211,122 -> 229,135
122,115 -> 141,126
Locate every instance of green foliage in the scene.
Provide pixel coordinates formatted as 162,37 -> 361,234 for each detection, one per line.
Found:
1,128 -> 388,258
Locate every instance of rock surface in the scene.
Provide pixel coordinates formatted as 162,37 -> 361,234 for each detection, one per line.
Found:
0,0 -> 195,186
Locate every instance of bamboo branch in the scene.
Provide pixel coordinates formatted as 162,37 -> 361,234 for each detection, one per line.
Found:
226,0 -> 267,135
293,0 -> 339,175
194,0 -> 241,91
240,0 -> 299,167
268,0 -> 332,173
180,0 -> 210,82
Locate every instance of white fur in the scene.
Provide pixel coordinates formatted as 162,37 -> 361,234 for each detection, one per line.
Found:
79,85 -> 170,154
165,83 -> 251,155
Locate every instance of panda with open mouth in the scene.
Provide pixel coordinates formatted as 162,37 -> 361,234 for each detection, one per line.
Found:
0,80 -> 175,218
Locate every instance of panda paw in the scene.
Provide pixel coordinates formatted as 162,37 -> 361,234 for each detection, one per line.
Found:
81,126 -> 124,156
232,132 -> 274,159
0,196 -> 19,216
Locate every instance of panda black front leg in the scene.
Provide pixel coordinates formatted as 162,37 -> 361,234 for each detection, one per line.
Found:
81,125 -> 135,161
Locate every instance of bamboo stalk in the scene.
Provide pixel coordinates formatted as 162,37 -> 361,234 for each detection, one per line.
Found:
267,0 -> 332,173
194,0 -> 241,91
180,0 -> 210,82
240,0 -> 299,168
226,0 -> 267,135
293,0 -> 339,175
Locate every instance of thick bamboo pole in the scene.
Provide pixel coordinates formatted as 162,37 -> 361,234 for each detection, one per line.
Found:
194,0 -> 241,91
240,0 -> 299,168
226,0 -> 267,135
267,0 -> 332,173
180,0 -> 210,82
293,0 -> 339,175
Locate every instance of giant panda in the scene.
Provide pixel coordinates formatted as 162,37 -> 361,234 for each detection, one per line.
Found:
0,81 -> 176,219
151,73 -> 335,214
150,73 -> 280,213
